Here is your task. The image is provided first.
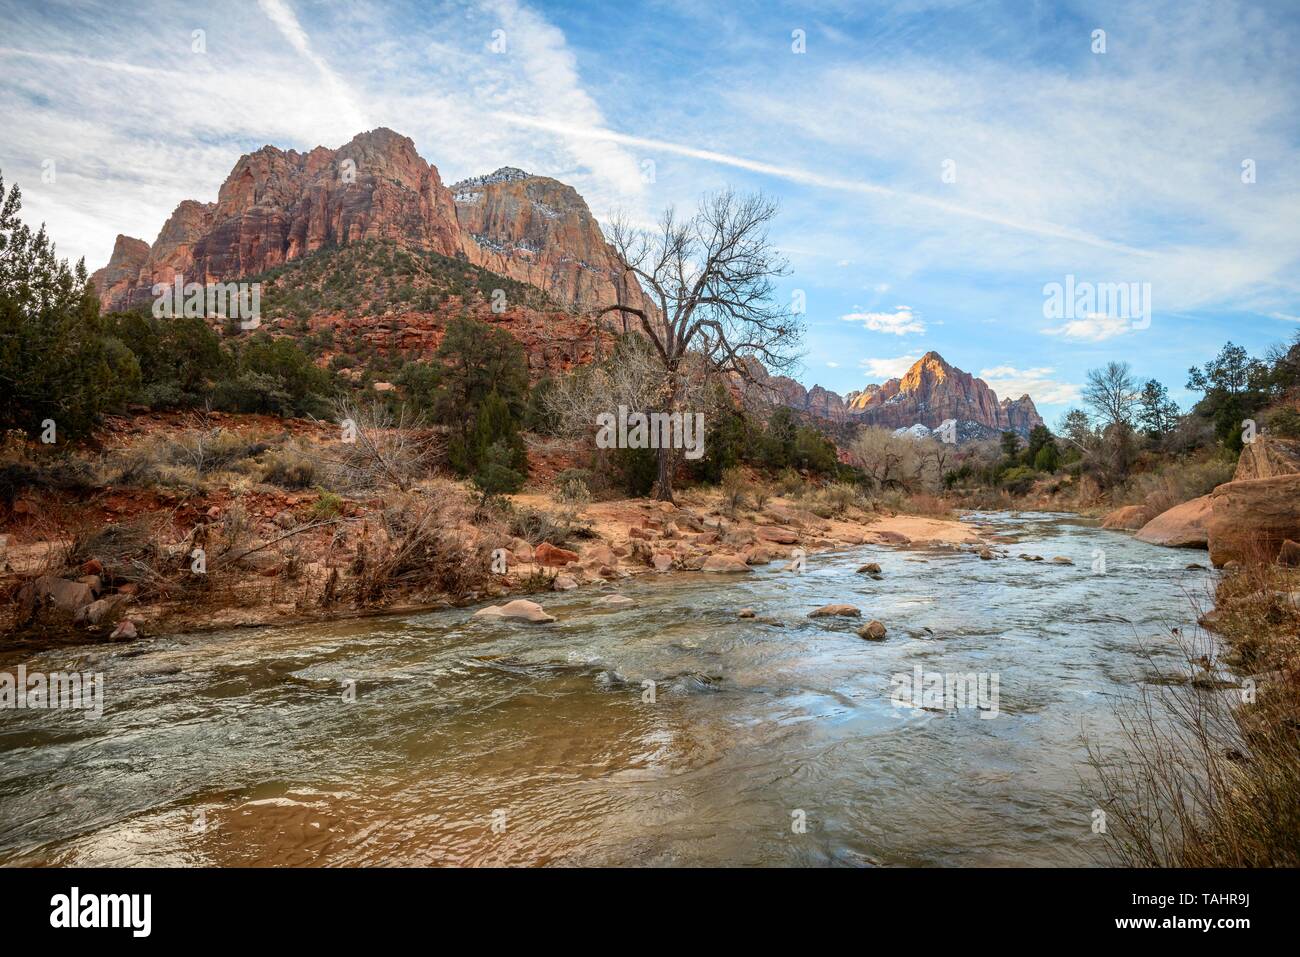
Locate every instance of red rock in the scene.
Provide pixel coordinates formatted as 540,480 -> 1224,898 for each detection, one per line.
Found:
1207,475 -> 1300,566
1101,505 -> 1148,530
742,351 -> 1044,434
450,168 -> 651,313
756,525 -> 799,545
1233,436 -> 1300,481
91,129 -> 652,321
700,554 -> 751,573
80,559 -> 104,576
88,234 -> 149,306
1135,496 -> 1213,548
809,603 -> 861,618
534,542 -> 578,567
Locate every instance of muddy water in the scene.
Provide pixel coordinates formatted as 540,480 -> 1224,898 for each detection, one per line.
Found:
0,512 -> 1217,867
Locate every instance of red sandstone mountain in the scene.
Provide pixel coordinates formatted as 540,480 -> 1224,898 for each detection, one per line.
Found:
90,128 -> 649,316
845,351 -> 1043,436
89,132 -> 1044,436
747,351 -> 1043,438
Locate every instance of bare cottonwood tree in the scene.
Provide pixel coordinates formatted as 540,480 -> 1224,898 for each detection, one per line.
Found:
1083,361 -> 1140,428
544,333 -> 713,439
597,190 -> 802,501
850,428 -> 921,491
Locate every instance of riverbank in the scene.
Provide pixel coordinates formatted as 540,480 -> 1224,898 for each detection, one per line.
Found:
0,463 -> 994,656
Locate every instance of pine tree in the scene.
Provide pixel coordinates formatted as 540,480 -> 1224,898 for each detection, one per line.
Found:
0,172 -> 138,437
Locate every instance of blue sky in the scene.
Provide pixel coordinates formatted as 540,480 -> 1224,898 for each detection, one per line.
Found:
2,0 -> 1298,424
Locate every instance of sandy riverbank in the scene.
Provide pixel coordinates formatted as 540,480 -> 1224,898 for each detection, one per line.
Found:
1,484 -> 991,653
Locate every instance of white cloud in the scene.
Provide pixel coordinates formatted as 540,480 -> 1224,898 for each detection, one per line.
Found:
860,355 -> 921,380
0,0 -> 647,269
722,4 -> 1300,314
256,0 -> 368,132
1041,314 -> 1134,343
841,305 -> 925,335
826,361 -> 840,368
979,366 -> 1080,406
1269,312 -> 1300,323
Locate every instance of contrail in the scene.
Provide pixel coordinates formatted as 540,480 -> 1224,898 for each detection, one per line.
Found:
493,110 -> 1153,257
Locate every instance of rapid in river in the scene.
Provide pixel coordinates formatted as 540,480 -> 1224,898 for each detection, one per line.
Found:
0,512 -> 1217,866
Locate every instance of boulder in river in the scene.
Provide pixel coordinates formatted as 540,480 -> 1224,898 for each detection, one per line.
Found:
1051,556 -> 1074,565
857,620 -> 887,640
474,599 -> 556,623
552,575 -> 579,591
701,554 -> 751,573
738,608 -> 756,618
596,594 -> 635,608
809,604 -> 861,618
857,562 -> 882,576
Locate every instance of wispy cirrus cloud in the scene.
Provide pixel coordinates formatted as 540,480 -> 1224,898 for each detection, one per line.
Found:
255,0 -> 369,132
0,0 -> 646,267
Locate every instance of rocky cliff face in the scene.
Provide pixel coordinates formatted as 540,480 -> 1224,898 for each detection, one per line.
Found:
747,351 -> 1044,438
88,235 -> 150,310
91,128 -> 648,316
450,167 -> 645,314
841,352 -> 1043,437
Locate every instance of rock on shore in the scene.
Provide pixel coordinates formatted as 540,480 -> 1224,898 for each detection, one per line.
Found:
1135,495 -> 1213,548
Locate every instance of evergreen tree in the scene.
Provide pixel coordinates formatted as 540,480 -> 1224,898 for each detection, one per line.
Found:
0,173 -> 138,437
472,438 -> 525,501
1136,378 -> 1181,438
1000,430 -> 1022,459
1186,342 -> 1269,449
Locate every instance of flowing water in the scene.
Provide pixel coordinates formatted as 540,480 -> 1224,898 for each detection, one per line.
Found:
0,512 -> 1218,867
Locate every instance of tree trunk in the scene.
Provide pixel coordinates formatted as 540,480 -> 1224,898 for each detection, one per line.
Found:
654,445 -> 675,502
652,368 -> 680,502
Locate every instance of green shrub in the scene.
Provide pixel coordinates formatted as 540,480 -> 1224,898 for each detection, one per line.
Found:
310,488 -> 343,519
1000,466 -> 1038,495
261,447 -> 317,488
556,475 -> 592,506
1268,407 -> 1300,439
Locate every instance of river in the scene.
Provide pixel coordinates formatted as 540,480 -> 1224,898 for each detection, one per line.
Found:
0,511 -> 1217,866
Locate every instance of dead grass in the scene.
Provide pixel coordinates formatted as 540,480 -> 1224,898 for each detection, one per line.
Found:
348,486 -> 495,604
1088,556 -> 1300,867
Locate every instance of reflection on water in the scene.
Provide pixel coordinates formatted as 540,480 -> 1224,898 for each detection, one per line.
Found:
0,512 -> 1217,866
